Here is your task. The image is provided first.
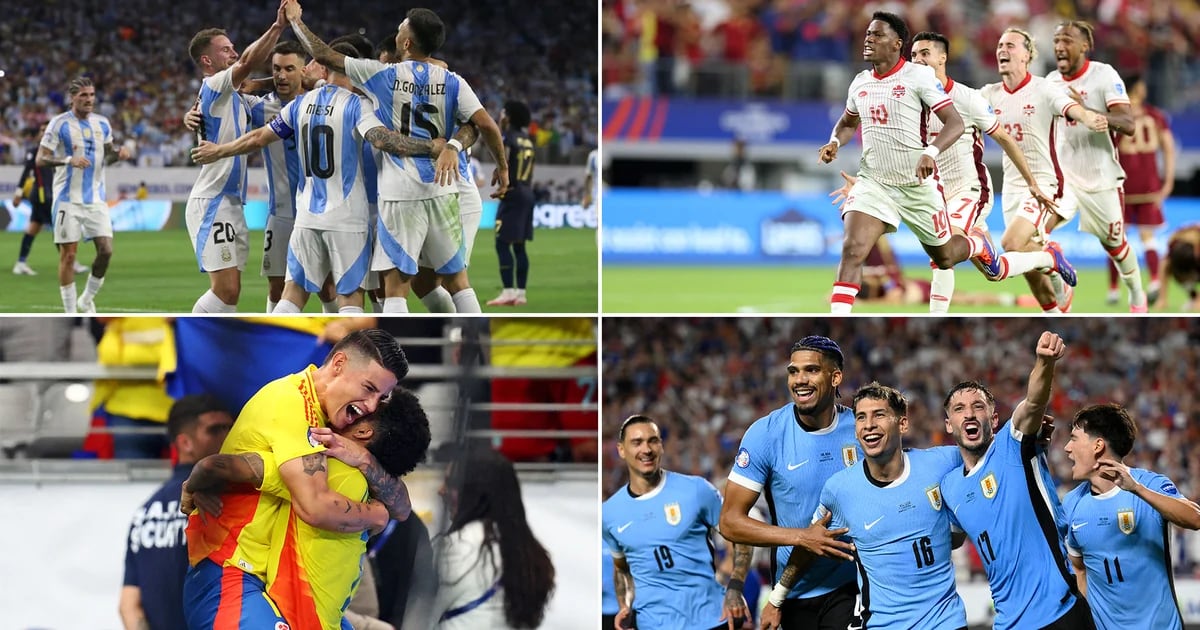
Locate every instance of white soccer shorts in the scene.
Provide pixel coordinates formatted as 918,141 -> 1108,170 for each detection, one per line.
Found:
261,214 -> 295,277
373,195 -> 466,276
53,201 -> 112,244
841,175 -> 951,247
285,227 -> 371,296
185,196 -> 249,272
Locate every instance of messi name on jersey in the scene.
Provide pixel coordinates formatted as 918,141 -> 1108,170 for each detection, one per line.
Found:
391,79 -> 447,96
305,103 -> 336,116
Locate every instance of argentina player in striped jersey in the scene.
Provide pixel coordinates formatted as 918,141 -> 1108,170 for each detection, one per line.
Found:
762,383 -> 966,630
603,415 -> 752,630
288,2 -> 509,313
940,332 -> 1096,629
1062,404 -> 1200,630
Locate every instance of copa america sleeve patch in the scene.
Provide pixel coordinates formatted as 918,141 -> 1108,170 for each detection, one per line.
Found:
735,447 -> 751,469
1161,481 -> 1180,496
307,427 -> 320,448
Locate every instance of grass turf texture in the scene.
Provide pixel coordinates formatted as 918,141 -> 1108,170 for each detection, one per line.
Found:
0,228 -> 597,313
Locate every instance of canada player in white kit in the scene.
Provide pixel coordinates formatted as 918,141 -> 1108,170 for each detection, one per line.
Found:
981,28 -> 1108,313
819,12 -> 1000,314
1047,21 -> 1146,312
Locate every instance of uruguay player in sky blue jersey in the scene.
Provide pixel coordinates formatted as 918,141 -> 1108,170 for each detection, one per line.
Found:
940,332 -> 1096,629
763,383 -> 967,630
720,336 -> 859,630
1062,403 -> 1200,630
603,416 -> 751,630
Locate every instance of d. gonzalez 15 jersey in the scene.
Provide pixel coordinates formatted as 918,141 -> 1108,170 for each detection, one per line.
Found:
602,471 -> 725,630
728,403 -> 860,600
1062,468 -> 1185,630
816,447 -> 965,630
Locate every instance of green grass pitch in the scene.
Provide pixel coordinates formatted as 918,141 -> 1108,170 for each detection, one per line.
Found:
0,228 -> 597,313
602,264 -> 1185,314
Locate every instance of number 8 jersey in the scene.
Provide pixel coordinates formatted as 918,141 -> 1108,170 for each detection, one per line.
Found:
602,471 -> 725,630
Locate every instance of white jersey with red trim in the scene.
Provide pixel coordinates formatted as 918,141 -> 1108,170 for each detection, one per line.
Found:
980,73 -> 1078,197
1045,59 -> 1128,192
927,78 -> 997,196
845,59 -> 953,187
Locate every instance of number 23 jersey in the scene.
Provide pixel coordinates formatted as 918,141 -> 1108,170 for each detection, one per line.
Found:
602,471 -> 725,630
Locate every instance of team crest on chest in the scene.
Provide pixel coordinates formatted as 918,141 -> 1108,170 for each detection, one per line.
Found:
664,502 -> 682,526
892,84 -> 906,99
1117,509 -> 1135,534
981,472 -> 998,499
842,445 -> 858,467
82,127 -> 93,139
1022,103 -> 1036,116
926,485 -> 943,511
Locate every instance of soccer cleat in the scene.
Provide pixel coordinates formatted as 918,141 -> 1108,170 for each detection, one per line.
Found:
76,295 -> 96,314
1105,289 -> 1120,305
970,228 -> 1001,278
1130,295 -> 1148,313
1044,242 -> 1077,287
1147,281 -> 1161,306
73,261 -> 89,274
511,295 -> 527,306
486,293 -> 517,306
12,261 -> 36,275
1059,285 -> 1074,313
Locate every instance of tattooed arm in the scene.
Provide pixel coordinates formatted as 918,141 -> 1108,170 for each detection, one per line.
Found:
311,427 -> 413,521
279,452 -> 390,533
721,543 -> 752,626
285,2 -> 345,75
363,126 -> 445,159
612,556 -> 636,629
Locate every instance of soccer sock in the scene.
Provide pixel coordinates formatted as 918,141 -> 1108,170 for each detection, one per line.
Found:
60,284 -> 76,314
338,305 -> 364,314
1040,299 -> 1059,313
321,300 -> 338,313
420,286 -> 455,313
830,282 -> 858,314
1106,239 -> 1146,303
1047,272 -> 1066,310
452,288 -> 481,313
267,298 -> 278,313
1107,259 -> 1120,290
81,274 -> 104,300
193,289 -> 235,313
929,267 -> 953,314
496,240 -> 514,288
997,251 -> 1052,279
965,233 -> 985,258
383,297 -> 409,313
18,234 -> 35,261
513,242 -> 529,289
370,297 -> 384,313
273,300 -> 302,313
1146,248 -> 1160,282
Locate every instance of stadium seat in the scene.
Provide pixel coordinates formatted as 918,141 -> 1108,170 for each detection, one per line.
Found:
0,383 -> 40,457
26,382 -> 93,458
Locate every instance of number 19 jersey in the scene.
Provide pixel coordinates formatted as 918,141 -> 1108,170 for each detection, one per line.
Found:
602,471 -> 725,630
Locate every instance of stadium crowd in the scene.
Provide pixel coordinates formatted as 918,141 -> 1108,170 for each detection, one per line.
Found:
603,0 -> 1200,111
602,317 -> 1200,575
0,0 -> 596,167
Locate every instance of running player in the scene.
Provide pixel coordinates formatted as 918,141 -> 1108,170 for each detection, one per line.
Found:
1062,403 -> 1200,630
37,77 -> 131,313
1048,20 -> 1146,311
981,28 -> 1107,313
487,101 -> 537,307
603,415 -> 751,630
818,12 -> 999,313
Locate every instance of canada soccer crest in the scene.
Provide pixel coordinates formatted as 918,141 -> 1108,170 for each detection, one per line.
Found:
1022,103 -> 1036,117
926,485 -> 943,511
664,502 -> 682,526
981,472 -> 998,499
892,84 -> 906,99
1117,509 -> 1136,534
842,445 -> 858,467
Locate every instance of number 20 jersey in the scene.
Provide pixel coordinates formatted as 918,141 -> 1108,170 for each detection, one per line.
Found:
602,471 -> 725,630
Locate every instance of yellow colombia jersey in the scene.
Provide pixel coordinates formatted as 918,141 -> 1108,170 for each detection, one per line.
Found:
91,317 -> 175,422
490,317 -> 595,367
185,366 -> 327,580
256,451 -> 371,630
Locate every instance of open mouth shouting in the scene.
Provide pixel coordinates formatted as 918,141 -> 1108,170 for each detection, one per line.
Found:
962,419 -> 982,441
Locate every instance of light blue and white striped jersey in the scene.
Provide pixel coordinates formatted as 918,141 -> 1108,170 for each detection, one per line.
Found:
816,447 -> 966,630
40,110 -> 114,204
728,403 -> 860,600
190,68 -> 249,202
941,422 -> 1077,629
248,92 -> 302,220
272,85 -> 382,232
586,148 -> 598,203
602,471 -> 725,630
1063,468 -> 1184,630
344,57 -> 484,202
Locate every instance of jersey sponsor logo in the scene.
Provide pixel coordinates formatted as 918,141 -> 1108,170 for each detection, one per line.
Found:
664,502 -> 682,526
616,521 -> 633,533
735,447 -> 750,469
858,90 -> 868,98
981,472 -> 998,499
1022,103 -> 1036,117
993,108 -> 1003,116
842,445 -> 858,467
237,558 -> 254,572
926,485 -> 943,511
864,515 -> 885,530
787,460 -> 809,471
1071,521 -> 1088,531
892,84 -> 907,99
1118,509 -> 1136,534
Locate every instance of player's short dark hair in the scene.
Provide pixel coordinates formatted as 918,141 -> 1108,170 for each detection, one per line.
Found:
68,76 -> 94,96
1072,403 -> 1137,458
376,34 -> 398,61
853,381 -> 907,417
943,381 -> 996,411
912,31 -> 949,55
166,394 -> 230,440
367,387 -> 430,477
331,42 -> 361,59
1168,239 -> 1199,283
872,11 -> 909,46
618,414 -> 657,442
1125,73 -> 1144,91
504,101 -> 532,129
1058,20 -> 1095,53
272,40 -> 308,61
406,8 -> 446,55
789,336 -> 844,370
330,33 -> 375,60
328,329 -> 409,380
189,28 -> 229,66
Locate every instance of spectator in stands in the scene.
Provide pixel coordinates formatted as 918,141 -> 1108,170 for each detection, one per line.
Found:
91,317 -> 175,459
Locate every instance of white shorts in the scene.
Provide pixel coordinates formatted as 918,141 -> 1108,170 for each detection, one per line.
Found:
186,196 -> 249,272
261,214 -> 295,277
943,184 -> 994,234
841,175 -> 950,246
1074,186 -> 1126,245
53,201 -> 112,244
285,227 -> 370,296
361,220 -> 380,291
419,186 -> 482,268
1001,184 -> 1079,239
373,195 -> 466,276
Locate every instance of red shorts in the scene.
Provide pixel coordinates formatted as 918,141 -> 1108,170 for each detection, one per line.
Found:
491,354 -> 597,461
1123,201 -> 1164,227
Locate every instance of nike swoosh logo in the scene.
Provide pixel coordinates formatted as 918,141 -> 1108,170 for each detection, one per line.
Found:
616,522 -> 633,533
864,516 -> 884,530
787,460 -> 809,471
1071,522 -> 1088,531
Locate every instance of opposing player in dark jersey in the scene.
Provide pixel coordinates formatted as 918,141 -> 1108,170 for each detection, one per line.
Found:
487,101 -> 537,307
